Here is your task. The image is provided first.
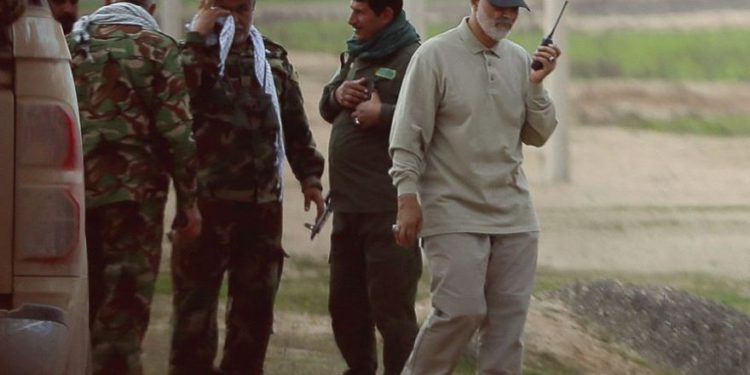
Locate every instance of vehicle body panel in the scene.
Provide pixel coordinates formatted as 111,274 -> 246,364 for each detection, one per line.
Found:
0,0 -> 90,372
0,90 -> 12,296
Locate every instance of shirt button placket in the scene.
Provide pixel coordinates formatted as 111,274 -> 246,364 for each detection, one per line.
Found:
483,52 -> 492,93
486,53 -> 498,94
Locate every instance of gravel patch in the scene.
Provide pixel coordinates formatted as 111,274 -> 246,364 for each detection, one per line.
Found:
554,280 -> 750,375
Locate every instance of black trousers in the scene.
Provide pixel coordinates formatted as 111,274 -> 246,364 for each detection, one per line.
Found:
329,211 -> 422,375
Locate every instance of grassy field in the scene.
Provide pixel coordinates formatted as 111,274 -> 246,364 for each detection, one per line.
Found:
152,256 -> 750,374
156,258 -> 750,316
226,17 -> 750,136
567,28 -> 750,81
77,0 -> 750,82
79,0 -> 461,12
620,115 -> 750,137
256,19 -> 750,82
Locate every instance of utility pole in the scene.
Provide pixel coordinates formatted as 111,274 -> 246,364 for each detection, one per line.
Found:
541,0 -> 570,183
405,0 -> 426,38
160,0 -> 184,39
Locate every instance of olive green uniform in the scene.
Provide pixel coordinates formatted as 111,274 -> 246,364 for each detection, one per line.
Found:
319,41 -> 422,375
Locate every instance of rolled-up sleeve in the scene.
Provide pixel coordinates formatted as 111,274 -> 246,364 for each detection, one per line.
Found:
388,50 -> 438,196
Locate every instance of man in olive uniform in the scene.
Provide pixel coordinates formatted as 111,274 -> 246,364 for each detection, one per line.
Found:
169,0 -> 325,373
319,1 -> 421,374
67,0 -> 201,373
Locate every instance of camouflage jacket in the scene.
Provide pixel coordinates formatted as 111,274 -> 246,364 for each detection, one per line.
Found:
181,31 -> 324,203
68,24 -> 197,211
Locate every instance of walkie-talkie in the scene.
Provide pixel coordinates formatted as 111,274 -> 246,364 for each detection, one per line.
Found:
531,0 -> 569,71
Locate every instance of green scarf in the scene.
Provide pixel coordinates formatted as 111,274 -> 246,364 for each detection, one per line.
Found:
346,11 -> 420,62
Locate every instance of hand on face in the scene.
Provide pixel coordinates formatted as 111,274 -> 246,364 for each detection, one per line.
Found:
190,0 -> 231,36
191,0 -> 253,45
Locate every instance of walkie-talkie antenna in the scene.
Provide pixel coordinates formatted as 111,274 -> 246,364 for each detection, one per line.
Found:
546,0 -> 568,40
531,0 -> 569,70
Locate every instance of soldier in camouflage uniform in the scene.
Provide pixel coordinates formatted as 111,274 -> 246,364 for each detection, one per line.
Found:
169,0 -> 325,374
67,1 -> 201,374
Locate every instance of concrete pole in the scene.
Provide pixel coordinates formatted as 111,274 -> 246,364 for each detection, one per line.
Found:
405,0 -> 427,39
160,0 -> 184,39
541,0 -> 570,183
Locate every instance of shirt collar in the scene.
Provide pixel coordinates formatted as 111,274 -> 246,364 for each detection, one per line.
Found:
458,17 -> 504,56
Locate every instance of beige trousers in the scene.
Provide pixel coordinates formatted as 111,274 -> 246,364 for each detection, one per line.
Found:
401,231 -> 539,375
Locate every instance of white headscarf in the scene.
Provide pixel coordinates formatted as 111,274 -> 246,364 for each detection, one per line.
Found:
189,16 -> 286,197
71,2 -> 159,45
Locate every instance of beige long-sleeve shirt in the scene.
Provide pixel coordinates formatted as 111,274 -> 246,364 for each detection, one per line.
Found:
389,18 -> 557,237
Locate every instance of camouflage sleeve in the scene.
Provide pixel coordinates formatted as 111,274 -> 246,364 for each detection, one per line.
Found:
155,41 -> 198,211
319,66 -> 344,124
179,31 -> 218,100
273,53 -> 325,190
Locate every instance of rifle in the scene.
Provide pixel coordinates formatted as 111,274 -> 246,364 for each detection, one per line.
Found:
304,192 -> 332,240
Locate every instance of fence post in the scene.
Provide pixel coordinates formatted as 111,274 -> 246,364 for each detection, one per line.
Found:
405,0 -> 427,38
160,0 -> 184,39
541,0 -> 570,183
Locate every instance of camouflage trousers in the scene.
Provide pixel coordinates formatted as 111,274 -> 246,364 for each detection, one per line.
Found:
170,198 -> 284,375
86,198 -> 167,375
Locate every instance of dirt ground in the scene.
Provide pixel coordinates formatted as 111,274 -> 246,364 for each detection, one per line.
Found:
142,50 -> 750,374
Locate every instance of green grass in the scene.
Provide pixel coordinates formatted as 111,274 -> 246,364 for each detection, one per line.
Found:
523,352 -> 586,375
568,29 -> 750,81
453,350 -> 587,375
619,115 -> 750,137
535,267 -> 750,315
153,256 -> 750,374
77,0 -> 750,81
78,0 -> 331,13
259,19 -> 750,82
257,19 -> 352,56
156,259 -> 750,318
274,256 -> 331,315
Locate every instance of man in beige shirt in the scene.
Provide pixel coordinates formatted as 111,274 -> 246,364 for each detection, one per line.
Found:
388,0 -> 561,373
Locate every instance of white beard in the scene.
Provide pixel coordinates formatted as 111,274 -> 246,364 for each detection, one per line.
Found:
476,5 -> 513,41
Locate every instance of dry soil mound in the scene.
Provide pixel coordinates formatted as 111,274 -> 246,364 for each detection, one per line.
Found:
554,280 -> 750,375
